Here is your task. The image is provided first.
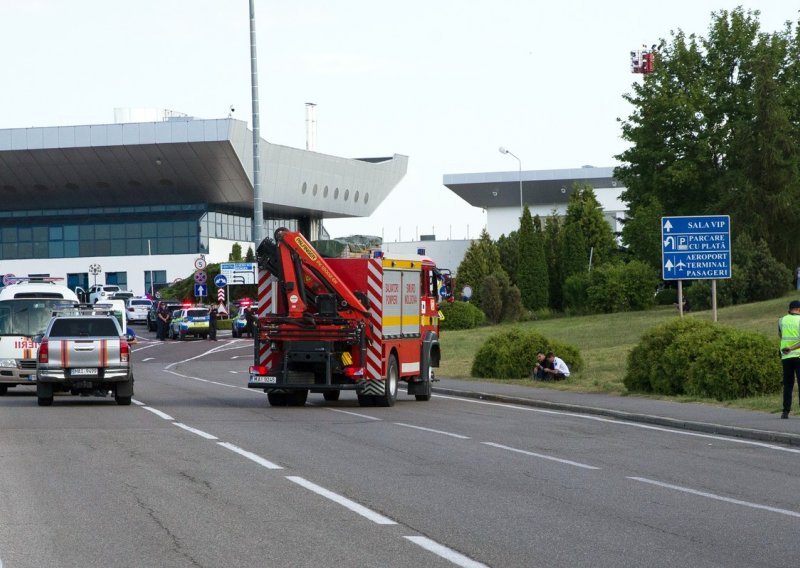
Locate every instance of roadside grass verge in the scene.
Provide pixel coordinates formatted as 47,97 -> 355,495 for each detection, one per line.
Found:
438,293 -> 792,413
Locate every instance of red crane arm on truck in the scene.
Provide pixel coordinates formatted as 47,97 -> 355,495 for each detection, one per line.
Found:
272,228 -> 368,319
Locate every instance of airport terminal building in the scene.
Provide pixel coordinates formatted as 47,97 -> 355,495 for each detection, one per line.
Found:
443,166 -> 625,239
0,115 -> 407,295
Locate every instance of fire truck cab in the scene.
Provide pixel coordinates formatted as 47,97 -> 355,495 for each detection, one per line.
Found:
248,229 -> 452,407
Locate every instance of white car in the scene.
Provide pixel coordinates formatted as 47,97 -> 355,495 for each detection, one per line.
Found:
126,298 -> 152,323
88,285 -> 121,304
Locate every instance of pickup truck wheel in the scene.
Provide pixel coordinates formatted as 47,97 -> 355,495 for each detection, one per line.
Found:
115,395 -> 132,406
288,390 -> 308,406
323,390 -> 340,401
267,392 -> 289,406
37,383 -> 53,406
375,354 -> 398,407
0,385 -> 7,396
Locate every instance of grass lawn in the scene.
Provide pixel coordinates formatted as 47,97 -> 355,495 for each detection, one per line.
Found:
438,293 -> 794,413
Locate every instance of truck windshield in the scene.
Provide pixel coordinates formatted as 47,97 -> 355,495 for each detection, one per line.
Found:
0,299 -> 78,337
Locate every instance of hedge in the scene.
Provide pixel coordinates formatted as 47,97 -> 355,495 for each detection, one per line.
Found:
440,301 -> 485,330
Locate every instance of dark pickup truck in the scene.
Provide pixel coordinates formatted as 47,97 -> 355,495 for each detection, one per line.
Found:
36,313 -> 134,406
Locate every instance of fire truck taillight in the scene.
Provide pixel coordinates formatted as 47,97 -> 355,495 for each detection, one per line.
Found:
38,338 -> 49,364
120,337 -> 129,362
343,366 -> 364,378
250,365 -> 268,375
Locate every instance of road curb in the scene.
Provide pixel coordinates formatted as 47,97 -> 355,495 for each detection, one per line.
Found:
433,387 -> 800,448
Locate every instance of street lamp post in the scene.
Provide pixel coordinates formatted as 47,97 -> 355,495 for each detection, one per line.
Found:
499,146 -> 523,215
249,0 -> 264,247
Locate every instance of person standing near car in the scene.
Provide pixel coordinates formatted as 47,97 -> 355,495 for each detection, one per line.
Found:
208,307 -> 218,341
779,300 -> 800,419
245,307 -> 256,338
156,306 -> 169,341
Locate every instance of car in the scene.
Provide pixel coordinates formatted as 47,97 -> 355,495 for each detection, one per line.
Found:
169,307 -> 210,340
231,305 -> 255,338
88,284 -> 121,304
111,291 -> 134,302
147,299 -> 180,331
126,298 -> 152,323
35,308 -> 134,406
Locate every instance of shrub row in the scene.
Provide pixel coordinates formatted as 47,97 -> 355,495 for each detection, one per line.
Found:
624,318 -> 780,401
471,328 -> 583,380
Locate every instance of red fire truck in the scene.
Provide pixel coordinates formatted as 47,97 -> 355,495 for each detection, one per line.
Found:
248,229 -> 452,407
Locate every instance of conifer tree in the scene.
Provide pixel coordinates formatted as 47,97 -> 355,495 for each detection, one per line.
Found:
517,206 -> 549,310
455,229 -> 503,307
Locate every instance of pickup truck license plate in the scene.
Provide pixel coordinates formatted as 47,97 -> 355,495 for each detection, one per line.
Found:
71,368 -> 98,376
251,375 -> 277,384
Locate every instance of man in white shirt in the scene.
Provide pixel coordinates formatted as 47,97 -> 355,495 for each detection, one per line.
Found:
543,351 -> 570,380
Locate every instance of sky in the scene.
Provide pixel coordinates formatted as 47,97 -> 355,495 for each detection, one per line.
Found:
1,1 -> 797,242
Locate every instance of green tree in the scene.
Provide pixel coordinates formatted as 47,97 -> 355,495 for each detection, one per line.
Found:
455,229 -> 503,308
229,243 -> 243,262
517,206 -> 548,310
245,246 -> 255,262
543,212 -> 563,310
565,184 -> 616,267
496,231 -> 519,285
616,7 -> 800,268
621,196 -> 664,271
560,220 -> 588,285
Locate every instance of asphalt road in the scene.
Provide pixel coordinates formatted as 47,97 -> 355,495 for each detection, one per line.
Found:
1,328 -> 798,567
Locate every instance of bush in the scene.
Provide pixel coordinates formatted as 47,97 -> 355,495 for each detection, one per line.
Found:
686,331 -> 781,400
481,275 -> 504,324
625,318 -> 780,400
471,328 -> 583,380
439,301 -> 485,330
563,271 -> 591,314
501,285 -> 524,323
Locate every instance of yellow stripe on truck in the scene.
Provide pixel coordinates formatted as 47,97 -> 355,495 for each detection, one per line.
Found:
382,316 -> 421,326
382,259 -> 421,270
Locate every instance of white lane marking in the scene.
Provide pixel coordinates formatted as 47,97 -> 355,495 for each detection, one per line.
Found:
173,422 -> 218,440
628,476 -> 800,519
142,357 -> 155,362
434,394 -> 800,454
132,399 -> 145,406
164,342 -> 236,369
165,369 -> 249,391
328,408 -> 383,421
218,441 -> 283,470
482,442 -> 599,470
395,422 -> 470,439
132,343 -> 160,352
228,370 -> 239,374
286,475 -> 397,525
143,406 -> 174,421
404,536 -> 489,568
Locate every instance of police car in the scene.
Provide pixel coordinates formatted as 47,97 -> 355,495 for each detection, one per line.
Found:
169,306 -> 210,340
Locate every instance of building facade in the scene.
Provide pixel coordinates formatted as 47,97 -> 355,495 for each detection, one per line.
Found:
0,116 -> 408,296
443,166 -> 625,239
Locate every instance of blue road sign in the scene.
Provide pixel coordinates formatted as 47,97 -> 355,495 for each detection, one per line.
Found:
214,274 -> 228,288
194,284 -> 207,297
661,215 -> 731,280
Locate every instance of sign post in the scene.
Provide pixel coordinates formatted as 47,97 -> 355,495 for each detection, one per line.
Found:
662,215 -> 731,321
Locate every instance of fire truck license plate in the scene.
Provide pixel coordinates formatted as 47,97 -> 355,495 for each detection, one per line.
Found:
71,368 -> 98,376
252,376 -> 277,384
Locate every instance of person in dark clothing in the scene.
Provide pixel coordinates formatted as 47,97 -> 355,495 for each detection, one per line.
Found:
532,352 -> 552,380
208,308 -> 218,341
245,307 -> 256,338
156,307 -> 169,340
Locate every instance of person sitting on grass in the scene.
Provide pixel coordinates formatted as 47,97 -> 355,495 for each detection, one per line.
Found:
533,351 -> 570,381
